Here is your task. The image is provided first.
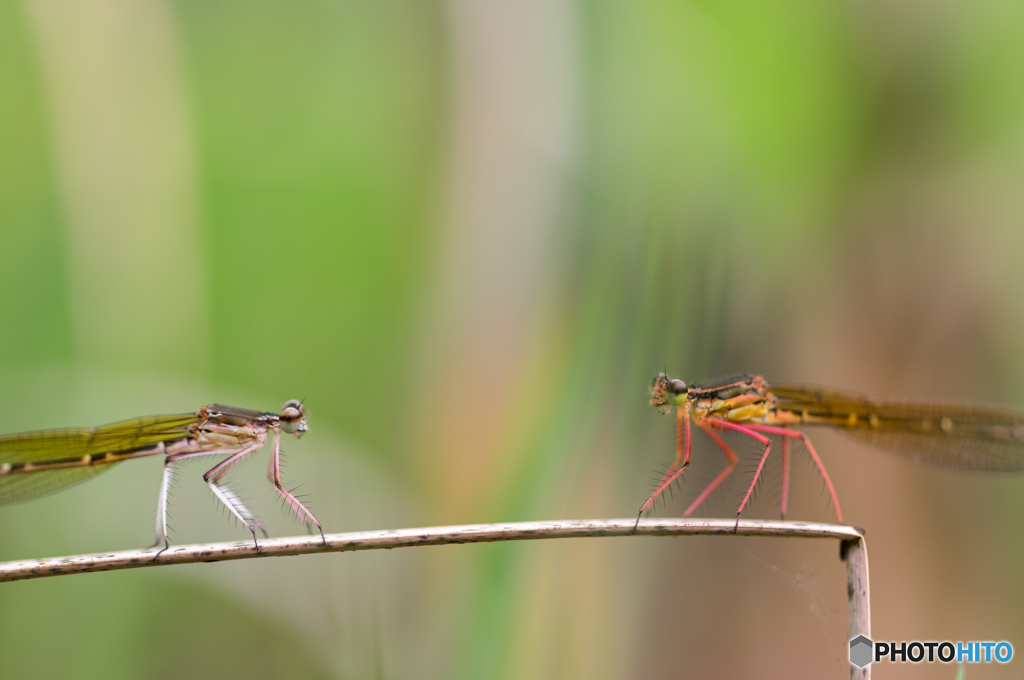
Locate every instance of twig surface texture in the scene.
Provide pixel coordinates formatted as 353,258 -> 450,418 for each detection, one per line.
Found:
0,518 -> 862,582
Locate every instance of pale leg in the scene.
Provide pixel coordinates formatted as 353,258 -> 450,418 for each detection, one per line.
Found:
267,429 -> 325,544
203,443 -> 266,547
153,447 -> 260,557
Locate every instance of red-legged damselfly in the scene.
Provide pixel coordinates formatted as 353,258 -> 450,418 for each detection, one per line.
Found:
641,373 -> 1024,530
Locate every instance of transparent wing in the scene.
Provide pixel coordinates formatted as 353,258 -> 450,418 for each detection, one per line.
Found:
770,384 -> 1024,472
0,413 -> 199,505
0,466 -> 117,505
0,414 -> 199,463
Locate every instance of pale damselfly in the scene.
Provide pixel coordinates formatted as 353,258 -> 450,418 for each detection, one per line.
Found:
0,400 -> 324,551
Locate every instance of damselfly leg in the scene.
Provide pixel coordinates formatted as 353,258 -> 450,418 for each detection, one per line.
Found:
738,423 -> 843,525
268,426 -> 325,543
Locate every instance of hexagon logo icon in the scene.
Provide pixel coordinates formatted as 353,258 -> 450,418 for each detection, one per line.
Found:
850,635 -> 873,668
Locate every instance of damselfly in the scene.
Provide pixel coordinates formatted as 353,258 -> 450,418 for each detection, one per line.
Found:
0,400 -> 324,550
641,373 -> 1024,529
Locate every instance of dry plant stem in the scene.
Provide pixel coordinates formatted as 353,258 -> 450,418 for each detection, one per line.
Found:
0,518 -> 865,580
0,518 -> 870,675
843,535 -> 872,680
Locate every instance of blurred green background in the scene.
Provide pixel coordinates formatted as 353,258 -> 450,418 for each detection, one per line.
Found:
2,0 -> 1023,678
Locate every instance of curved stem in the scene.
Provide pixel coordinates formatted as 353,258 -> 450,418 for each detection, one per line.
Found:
0,518 -> 863,582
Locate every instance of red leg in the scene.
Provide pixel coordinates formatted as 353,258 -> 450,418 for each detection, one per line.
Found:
780,436 -> 790,520
798,432 -> 843,524
706,419 -> 771,532
636,405 -> 691,528
743,425 -> 844,524
741,424 -> 803,438
681,421 -> 738,517
707,418 -> 772,443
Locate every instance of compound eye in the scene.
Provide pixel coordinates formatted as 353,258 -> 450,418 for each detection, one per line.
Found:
666,379 -> 687,395
280,401 -> 306,435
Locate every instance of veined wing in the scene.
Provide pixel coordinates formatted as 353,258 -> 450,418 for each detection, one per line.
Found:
0,413 -> 199,505
769,384 -> 1024,472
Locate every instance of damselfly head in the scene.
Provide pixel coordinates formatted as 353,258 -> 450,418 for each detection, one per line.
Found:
280,399 -> 308,437
650,373 -> 687,413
